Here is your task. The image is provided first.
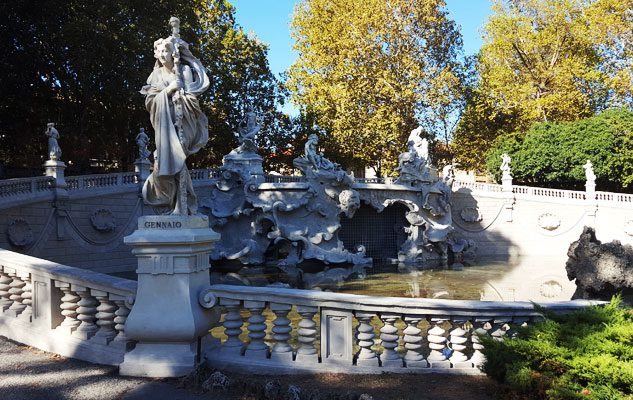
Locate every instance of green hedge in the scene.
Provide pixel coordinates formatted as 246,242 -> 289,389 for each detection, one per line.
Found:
485,109 -> 633,191
481,298 -> 633,399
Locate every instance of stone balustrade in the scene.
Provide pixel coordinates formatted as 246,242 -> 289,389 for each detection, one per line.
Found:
204,284 -> 600,375
0,176 -> 54,198
3,170 -> 631,206
0,248 -> 136,365
454,180 -> 633,206
66,172 -> 139,190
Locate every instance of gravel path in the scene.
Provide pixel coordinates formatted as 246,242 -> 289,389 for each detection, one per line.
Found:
0,336 -> 506,400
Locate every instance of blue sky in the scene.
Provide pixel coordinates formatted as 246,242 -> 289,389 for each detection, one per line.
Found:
231,0 -> 493,77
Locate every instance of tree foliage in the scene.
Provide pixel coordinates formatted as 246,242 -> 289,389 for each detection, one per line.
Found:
485,108 -> 633,191
453,0 -> 633,172
287,0 -> 464,175
0,0 -> 285,176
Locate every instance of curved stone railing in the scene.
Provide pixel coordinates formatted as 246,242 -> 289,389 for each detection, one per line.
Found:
0,248 -> 136,366
66,172 -> 139,190
0,176 -> 54,198
2,169 -> 631,209
453,181 -> 504,193
453,180 -> 633,205
204,284 -> 600,375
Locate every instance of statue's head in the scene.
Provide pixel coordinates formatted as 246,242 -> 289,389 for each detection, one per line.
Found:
339,189 -> 360,218
153,38 -> 176,68
308,133 -> 318,143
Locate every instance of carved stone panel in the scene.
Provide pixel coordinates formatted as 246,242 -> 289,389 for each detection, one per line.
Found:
320,308 -> 353,365
90,208 -> 116,232
7,218 -> 34,247
538,213 -> 561,231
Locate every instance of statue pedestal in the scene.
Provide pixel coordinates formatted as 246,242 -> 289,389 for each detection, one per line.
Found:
133,159 -> 151,182
43,159 -> 67,188
119,215 -> 220,377
223,152 -> 264,183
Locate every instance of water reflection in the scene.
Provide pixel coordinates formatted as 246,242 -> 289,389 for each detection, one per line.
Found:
110,255 -> 576,302
335,256 -> 575,302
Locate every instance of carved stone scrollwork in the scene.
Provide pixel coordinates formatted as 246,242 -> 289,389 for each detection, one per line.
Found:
90,208 -> 116,232
7,218 -> 34,247
460,207 -> 482,223
538,213 -> 561,231
198,287 -> 217,309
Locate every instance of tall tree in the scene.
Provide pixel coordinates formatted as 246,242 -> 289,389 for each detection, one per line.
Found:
453,0 -> 633,172
0,0 -> 285,176
191,0 -> 287,167
287,0 -> 463,175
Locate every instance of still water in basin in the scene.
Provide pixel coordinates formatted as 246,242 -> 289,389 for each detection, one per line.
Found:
334,256 -> 575,302
111,256 -> 575,302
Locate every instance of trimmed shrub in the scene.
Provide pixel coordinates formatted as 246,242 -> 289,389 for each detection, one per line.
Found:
481,297 -> 633,399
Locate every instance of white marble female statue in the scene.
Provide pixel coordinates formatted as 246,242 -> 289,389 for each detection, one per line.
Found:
500,153 -> 512,179
140,17 -> 210,214
45,122 -> 61,161
583,160 -> 596,184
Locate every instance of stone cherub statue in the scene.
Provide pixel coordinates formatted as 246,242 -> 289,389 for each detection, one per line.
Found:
396,126 -> 432,185
140,17 -> 210,215
233,110 -> 260,154
45,122 -> 61,161
135,128 -> 151,160
407,126 -> 430,167
304,133 -> 337,172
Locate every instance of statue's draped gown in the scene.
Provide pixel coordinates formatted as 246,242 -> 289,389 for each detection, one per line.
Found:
140,43 -> 209,213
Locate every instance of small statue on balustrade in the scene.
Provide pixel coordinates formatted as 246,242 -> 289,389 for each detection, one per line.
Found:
135,128 -> 151,160
583,160 -> 596,185
45,122 -> 61,161
500,153 -> 512,180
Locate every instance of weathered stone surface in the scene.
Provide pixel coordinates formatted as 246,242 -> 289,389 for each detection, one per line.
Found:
202,371 -> 230,391
566,226 -> 633,304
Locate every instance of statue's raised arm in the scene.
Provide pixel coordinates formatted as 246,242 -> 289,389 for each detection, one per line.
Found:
140,17 -> 210,215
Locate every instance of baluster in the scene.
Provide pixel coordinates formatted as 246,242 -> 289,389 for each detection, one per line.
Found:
355,312 -> 378,366
16,273 -> 32,322
7,272 -> 26,317
403,316 -> 428,368
491,317 -> 511,342
470,319 -> 492,367
295,306 -> 318,363
509,317 -> 529,339
73,287 -> 98,340
427,318 -> 450,368
244,301 -> 268,358
449,318 -> 470,368
379,313 -> 402,367
0,268 -> 13,312
220,299 -> 245,355
270,303 -> 293,362
91,290 -> 117,345
55,282 -> 81,335
111,299 -> 131,348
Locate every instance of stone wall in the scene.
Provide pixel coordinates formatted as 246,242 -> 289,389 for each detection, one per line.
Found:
451,185 -> 633,260
1,171 -> 632,277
